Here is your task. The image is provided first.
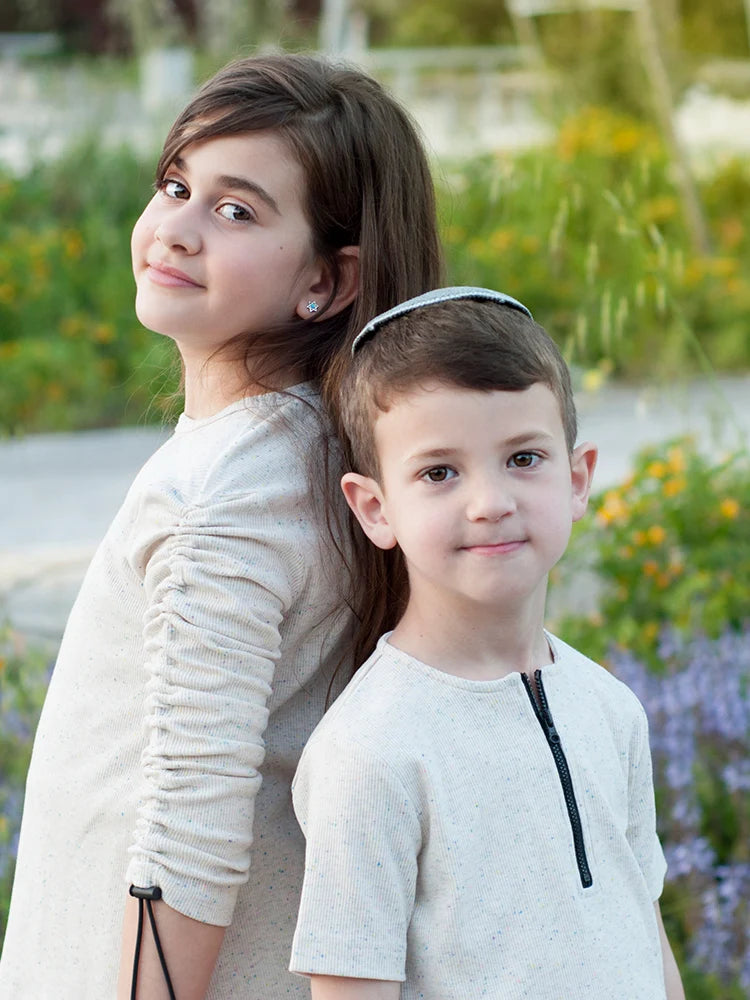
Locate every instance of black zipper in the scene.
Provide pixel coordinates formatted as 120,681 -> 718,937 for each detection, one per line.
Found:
522,669 -> 593,889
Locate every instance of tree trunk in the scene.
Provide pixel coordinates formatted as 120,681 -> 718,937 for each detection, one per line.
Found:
635,0 -> 711,255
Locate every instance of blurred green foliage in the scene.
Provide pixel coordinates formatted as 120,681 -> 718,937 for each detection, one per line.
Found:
1,105 -> 750,434
0,142 -> 179,434
551,438 -> 750,666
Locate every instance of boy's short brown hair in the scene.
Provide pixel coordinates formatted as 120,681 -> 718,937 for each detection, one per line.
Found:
340,296 -> 577,479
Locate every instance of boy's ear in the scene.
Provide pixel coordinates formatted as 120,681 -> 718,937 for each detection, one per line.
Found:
341,471 -> 397,551
570,442 -> 598,522
296,246 -> 360,321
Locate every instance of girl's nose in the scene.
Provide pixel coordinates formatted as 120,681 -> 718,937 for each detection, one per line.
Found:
154,212 -> 201,255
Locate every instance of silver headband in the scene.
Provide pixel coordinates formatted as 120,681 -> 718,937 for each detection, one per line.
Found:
351,286 -> 533,355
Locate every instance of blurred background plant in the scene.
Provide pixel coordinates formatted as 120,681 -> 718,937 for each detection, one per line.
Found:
612,627 -> 750,998
553,437 -> 750,665
1,110 -> 749,434
0,627 -> 51,939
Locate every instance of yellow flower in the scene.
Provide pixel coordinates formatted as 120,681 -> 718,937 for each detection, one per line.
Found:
663,477 -> 686,498
656,572 -> 671,589
596,489 -> 628,525
641,195 -> 678,225
633,529 -> 647,546
646,460 -> 667,479
63,230 -> 84,260
643,622 -> 659,641
718,215 -> 744,247
647,525 -> 666,545
666,446 -> 686,473
618,546 -> 633,560
582,368 -> 606,393
443,225 -> 466,244
708,257 -> 739,278
93,323 -> 115,344
643,560 -> 659,577
610,125 -> 641,155
489,229 -> 515,253
719,497 -> 740,520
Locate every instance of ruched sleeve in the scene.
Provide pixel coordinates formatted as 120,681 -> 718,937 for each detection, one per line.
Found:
125,490 -> 307,926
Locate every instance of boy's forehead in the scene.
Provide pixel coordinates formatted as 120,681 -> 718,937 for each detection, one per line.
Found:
372,380 -> 566,450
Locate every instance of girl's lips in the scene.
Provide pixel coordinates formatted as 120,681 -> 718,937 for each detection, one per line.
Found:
146,262 -> 203,288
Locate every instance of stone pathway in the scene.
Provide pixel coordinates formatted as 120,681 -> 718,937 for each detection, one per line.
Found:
1,374 -> 748,644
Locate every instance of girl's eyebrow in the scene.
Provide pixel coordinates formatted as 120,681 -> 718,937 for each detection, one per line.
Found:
216,174 -> 281,215
173,156 -> 281,215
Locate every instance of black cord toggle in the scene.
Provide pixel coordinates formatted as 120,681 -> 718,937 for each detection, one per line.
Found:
129,884 -> 177,1000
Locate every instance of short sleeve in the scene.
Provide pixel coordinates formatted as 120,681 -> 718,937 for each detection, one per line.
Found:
126,491 -> 304,926
290,732 -> 422,980
626,705 -> 667,901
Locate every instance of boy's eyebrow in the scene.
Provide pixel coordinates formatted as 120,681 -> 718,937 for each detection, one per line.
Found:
502,429 -> 557,448
407,430 -> 557,463
173,156 -> 281,215
406,446 -> 459,463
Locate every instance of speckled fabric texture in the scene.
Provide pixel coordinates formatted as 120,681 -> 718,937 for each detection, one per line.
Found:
291,633 -> 668,999
1,385 -> 351,998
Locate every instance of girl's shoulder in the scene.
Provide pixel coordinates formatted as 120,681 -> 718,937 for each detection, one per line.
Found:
142,383 -> 333,505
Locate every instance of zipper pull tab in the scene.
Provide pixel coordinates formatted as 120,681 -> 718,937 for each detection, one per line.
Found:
543,710 -> 560,743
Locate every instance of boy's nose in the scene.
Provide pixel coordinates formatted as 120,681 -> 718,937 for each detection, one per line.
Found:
465,477 -> 517,522
155,212 -> 202,255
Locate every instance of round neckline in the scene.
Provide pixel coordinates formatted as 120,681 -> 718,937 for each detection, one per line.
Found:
174,381 -> 316,434
379,631 -> 563,692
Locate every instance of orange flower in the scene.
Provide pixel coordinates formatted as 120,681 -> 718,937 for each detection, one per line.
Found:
646,460 -> 667,479
647,525 -> 666,545
663,478 -> 686,498
719,498 -> 740,520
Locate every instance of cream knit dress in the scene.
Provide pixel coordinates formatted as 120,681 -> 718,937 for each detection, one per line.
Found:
0,385 -> 351,998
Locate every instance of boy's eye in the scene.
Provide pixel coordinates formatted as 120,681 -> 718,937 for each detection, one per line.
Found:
161,179 -> 189,200
510,452 -> 540,469
422,466 -> 455,483
218,202 -> 253,222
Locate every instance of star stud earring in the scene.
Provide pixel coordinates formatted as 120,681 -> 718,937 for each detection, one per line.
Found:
306,301 -> 319,314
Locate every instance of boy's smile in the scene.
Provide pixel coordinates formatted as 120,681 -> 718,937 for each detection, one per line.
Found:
343,381 -> 596,662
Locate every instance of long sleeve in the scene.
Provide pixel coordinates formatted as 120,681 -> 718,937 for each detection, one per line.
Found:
1,388 -> 354,997
126,490 -> 307,925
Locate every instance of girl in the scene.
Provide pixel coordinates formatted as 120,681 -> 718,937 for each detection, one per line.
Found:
0,54 -> 442,998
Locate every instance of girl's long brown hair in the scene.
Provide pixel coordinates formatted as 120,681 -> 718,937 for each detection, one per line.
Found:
156,53 -> 444,679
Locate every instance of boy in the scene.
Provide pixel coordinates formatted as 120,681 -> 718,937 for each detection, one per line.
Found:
290,287 -> 685,1000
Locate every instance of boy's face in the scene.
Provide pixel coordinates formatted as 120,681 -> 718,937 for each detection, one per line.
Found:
343,382 -> 597,618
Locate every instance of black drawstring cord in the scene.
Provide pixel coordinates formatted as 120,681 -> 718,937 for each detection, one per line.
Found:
129,885 -> 177,1000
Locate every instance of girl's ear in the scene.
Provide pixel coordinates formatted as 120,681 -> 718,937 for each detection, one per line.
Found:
341,471 -> 397,550
570,442 -> 598,522
296,246 -> 360,320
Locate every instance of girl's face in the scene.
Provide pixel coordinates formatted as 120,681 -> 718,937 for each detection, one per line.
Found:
131,132 -> 323,365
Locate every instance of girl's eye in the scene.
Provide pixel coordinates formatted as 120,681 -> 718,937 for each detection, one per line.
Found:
510,452 -> 540,469
161,179 -> 189,200
218,202 -> 253,222
422,466 -> 456,483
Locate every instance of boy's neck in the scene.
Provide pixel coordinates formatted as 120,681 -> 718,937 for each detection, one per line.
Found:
388,585 -> 552,681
